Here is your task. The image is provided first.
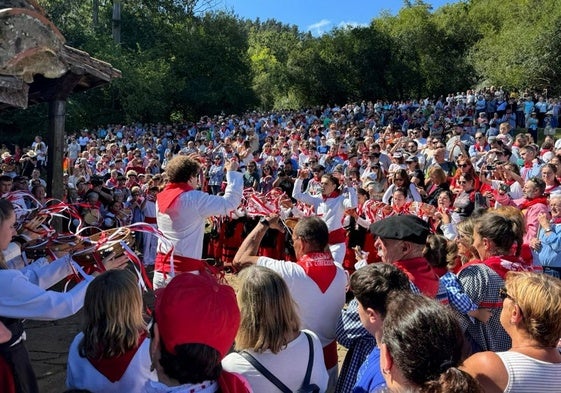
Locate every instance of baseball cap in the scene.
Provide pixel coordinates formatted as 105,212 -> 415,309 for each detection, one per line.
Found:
154,272 -> 240,358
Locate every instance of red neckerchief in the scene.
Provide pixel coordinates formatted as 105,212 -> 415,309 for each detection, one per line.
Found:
393,202 -> 411,214
552,217 -> 561,224
322,189 -> 341,201
393,257 -> 439,297
474,142 -> 488,152
297,252 -> 337,293
157,182 -> 193,213
88,332 -> 147,382
524,161 -> 533,168
545,184 -> 560,193
461,255 -> 532,279
518,196 -> 548,210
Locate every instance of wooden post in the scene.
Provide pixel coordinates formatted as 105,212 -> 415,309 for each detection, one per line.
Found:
47,99 -> 66,232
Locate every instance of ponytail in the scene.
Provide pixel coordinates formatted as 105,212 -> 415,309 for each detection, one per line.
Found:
420,367 -> 481,393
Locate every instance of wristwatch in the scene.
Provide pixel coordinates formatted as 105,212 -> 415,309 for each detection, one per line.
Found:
259,217 -> 270,227
545,227 -> 553,233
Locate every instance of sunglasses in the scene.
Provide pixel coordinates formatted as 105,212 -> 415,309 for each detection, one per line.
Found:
499,287 -> 514,302
458,164 -> 469,168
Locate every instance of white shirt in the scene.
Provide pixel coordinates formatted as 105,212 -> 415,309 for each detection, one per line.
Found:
222,330 -> 328,393
67,333 -> 157,392
156,171 -> 243,259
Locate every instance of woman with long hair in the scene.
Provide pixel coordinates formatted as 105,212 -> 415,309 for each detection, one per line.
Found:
380,292 -> 481,393
66,270 -> 156,392
452,173 -> 476,221
381,169 -> 422,204
463,272 -> 561,392
222,266 -> 328,392
258,164 -> 275,194
457,212 -> 532,354
450,157 -> 480,195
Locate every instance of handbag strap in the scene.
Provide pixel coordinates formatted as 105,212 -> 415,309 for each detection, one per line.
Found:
239,351 -> 292,393
302,331 -> 314,386
239,331 -> 316,393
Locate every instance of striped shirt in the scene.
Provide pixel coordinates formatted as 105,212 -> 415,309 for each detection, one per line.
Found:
496,351 -> 561,393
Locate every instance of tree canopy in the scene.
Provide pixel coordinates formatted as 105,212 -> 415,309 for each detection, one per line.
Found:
2,0 -> 560,139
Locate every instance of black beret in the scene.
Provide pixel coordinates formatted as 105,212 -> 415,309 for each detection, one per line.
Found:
369,215 -> 429,244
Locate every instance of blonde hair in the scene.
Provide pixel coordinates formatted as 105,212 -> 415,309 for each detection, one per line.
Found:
428,166 -> 447,184
78,269 -> 146,359
235,266 -> 300,353
506,271 -> 561,347
456,219 -> 478,264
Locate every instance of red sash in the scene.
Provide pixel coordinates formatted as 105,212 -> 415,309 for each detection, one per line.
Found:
144,216 -> 157,224
297,252 -> 337,293
460,255 -> 532,280
328,227 -> 346,244
155,253 -> 205,274
88,332 -> 147,382
323,340 -> 338,370
156,182 -> 193,213
0,355 -> 15,393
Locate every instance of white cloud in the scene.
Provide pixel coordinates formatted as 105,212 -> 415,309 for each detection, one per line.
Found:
307,19 -> 332,36
337,21 -> 368,30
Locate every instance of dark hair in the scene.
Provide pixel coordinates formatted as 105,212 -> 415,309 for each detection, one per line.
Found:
350,264 -> 410,318
424,234 -> 457,270
164,155 -> 200,183
321,173 -> 340,189
474,212 -> 517,256
159,343 -> 222,384
294,216 -> 329,251
394,169 -> 411,189
382,293 -> 480,392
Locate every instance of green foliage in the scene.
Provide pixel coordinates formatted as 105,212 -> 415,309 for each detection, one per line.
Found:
3,0 -> 560,140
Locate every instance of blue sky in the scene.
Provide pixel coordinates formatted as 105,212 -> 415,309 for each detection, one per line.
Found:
218,1 -> 459,36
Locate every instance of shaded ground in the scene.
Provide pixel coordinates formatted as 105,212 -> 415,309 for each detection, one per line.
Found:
29,272 -> 347,392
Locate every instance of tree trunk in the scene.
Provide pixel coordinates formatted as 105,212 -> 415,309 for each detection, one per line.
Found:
92,0 -> 99,28
112,0 -> 121,44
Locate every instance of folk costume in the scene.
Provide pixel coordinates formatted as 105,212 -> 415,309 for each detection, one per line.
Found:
154,171 -> 243,288
292,178 -> 357,264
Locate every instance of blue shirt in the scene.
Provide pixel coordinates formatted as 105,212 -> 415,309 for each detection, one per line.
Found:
352,347 -> 385,393
534,223 -> 561,267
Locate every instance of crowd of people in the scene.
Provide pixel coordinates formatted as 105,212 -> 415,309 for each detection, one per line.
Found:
0,87 -> 560,392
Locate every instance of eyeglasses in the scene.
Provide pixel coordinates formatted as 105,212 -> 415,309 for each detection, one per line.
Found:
475,136 -> 484,140
458,180 -> 467,184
